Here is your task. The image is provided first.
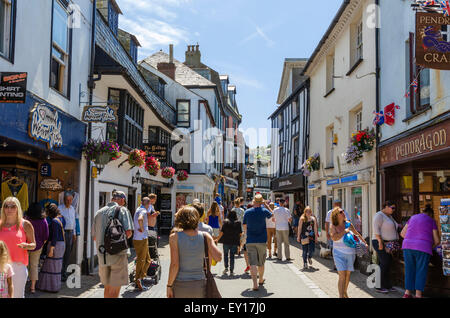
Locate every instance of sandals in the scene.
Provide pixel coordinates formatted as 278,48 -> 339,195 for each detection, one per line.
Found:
258,279 -> 266,286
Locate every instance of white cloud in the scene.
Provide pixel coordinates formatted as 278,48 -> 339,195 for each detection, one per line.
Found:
118,0 -> 191,21
232,75 -> 264,90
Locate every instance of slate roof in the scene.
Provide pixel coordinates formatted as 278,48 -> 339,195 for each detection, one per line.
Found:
142,51 -> 216,87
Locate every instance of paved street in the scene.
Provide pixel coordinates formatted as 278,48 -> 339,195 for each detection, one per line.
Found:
26,234 -> 403,299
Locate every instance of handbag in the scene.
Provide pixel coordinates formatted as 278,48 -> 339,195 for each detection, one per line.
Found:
301,237 -> 310,245
203,234 -> 222,298
384,240 -> 400,254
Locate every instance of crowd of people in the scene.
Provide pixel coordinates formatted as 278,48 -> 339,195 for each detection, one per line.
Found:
0,189 -> 442,299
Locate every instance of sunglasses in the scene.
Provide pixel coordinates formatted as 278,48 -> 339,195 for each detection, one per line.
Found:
390,206 -> 396,210
4,204 -> 17,209
339,210 -> 345,214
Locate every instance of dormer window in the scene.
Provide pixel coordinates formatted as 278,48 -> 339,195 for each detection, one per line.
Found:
130,40 -> 137,63
108,0 -> 119,36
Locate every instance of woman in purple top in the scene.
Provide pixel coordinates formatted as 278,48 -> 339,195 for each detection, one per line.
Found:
400,205 -> 440,298
24,203 -> 49,294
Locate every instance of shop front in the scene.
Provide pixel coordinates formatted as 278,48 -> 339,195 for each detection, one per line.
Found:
0,92 -> 86,263
271,174 -> 305,212
223,176 -> 239,209
380,118 -> 450,294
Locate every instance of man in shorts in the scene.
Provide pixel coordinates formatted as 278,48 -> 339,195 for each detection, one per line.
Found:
243,194 -> 273,291
93,191 -> 134,298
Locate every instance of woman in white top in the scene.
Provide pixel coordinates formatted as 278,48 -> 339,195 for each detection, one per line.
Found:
265,202 -> 277,258
330,207 -> 367,298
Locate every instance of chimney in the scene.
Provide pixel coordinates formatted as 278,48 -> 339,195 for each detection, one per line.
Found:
185,44 -> 201,67
157,44 -> 176,80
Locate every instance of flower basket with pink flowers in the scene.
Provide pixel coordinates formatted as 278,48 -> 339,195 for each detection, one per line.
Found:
177,170 -> 189,181
145,156 -> 160,176
128,149 -> 146,167
161,167 -> 175,179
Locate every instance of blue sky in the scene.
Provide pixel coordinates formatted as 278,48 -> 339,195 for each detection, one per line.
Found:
118,0 -> 342,147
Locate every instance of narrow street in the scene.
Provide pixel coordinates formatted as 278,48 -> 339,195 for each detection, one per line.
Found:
26,235 -> 400,299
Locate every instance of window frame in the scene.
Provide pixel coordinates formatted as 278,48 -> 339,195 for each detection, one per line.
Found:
356,110 -> 362,132
0,0 -> 16,63
49,0 -> 72,99
176,99 -> 191,128
325,53 -> 335,96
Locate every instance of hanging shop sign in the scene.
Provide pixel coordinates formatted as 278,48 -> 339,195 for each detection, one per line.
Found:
341,175 -> 358,183
40,163 -> 52,177
81,105 -> 118,123
416,12 -> 450,70
40,178 -> 64,191
327,178 -> 340,186
28,103 -> 63,149
0,72 -> 27,104
380,119 -> 450,167
143,143 -> 168,162
224,176 -> 238,189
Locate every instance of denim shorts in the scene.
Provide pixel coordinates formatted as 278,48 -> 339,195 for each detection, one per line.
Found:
333,249 -> 356,272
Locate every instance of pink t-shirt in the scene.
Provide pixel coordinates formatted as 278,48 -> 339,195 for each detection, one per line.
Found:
0,264 -> 14,298
402,213 -> 438,255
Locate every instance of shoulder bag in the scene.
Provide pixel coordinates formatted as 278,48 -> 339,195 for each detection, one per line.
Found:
384,216 -> 400,254
202,233 -> 222,298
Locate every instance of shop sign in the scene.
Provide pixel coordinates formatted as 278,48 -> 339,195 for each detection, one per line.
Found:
327,179 -> 340,186
0,72 -> 27,103
28,103 -> 63,149
416,12 -> 450,70
40,163 -> 51,177
160,193 -> 171,210
341,175 -> 358,183
224,177 -> 238,189
176,185 -> 195,190
380,120 -> 450,167
271,175 -> 304,191
40,178 -> 63,191
143,143 -> 168,162
82,105 -> 118,123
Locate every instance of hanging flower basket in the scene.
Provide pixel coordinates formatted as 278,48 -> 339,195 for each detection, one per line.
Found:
82,139 -> 122,163
128,149 -> 146,167
345,128 -> 376,166
161,167 -> 175,179
302,153 -> 320,177
177,170 -> 189,182
145,156 -> 160,176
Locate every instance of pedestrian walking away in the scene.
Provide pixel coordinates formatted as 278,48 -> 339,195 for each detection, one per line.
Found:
24,203 -> 49,294
266,202 -> 277,258
0,197 -> 36,298
243,194 -> 273,291
297,206 -> 319,269
400,204 -> 440,298
132,197 -> 152,291
273,199 -> 292,261
372,200 -> 400,294
36,204 -> 65,293
92,191 -> 134,298
58,192 -> 80,282
216,209 -> 242,276
330,207 -> 367,298
232,198 -> 245,256
167,206 -> 222,298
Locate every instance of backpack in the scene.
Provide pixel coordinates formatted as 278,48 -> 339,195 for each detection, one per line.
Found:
99,206 -> 129,264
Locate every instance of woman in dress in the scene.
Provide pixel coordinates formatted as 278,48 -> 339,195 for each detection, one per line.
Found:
167,206 -> 222,298
24,203 -> 49,293
36,203 -> 65,293
0,197 -> 36,298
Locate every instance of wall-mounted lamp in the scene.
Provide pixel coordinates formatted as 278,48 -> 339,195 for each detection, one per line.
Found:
2,141 -> 7,148
27,149 -> 32,155
132,170 -> 141,184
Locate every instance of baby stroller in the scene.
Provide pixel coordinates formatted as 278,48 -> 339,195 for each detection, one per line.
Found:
129,230 -> 162,285
146,229 -> 162,284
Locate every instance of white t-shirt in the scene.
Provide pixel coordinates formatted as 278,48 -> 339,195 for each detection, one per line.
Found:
133,206 -> 149,240
325,209 -> 351,224
273,207 -> 291,231
266,215 -> 276,229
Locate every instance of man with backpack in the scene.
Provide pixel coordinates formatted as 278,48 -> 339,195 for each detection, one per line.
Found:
93,191 -> 134,298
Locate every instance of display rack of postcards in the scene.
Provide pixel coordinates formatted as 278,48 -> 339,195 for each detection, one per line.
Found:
440,198 -> 450,276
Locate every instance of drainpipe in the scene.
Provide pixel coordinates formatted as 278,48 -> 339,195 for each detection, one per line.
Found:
374,0 -> 381,256
83,0 -> 97,275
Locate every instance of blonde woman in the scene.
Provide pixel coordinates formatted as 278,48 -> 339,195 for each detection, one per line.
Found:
0,197 -> 36,298
329,207 -> 367,298
297,206 -> 319,269
205,202 -> 222,238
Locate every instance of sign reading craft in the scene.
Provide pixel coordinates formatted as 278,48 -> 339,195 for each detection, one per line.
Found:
82,105 -> 118,123
380,120 -> 450,167
0,72 -> 27,103
416,12 -> 450,70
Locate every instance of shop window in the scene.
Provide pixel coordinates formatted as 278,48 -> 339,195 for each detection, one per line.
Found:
177,100 -> 190,127
50,0 -> 71,97
0,0 -> 15,61
351,187 -> 363,234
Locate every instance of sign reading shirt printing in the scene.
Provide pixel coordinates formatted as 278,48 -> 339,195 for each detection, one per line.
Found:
143,143 -> 168,162
0,72 -> 27,103
416,12 -> 450,69
380,119 -> 450,167
28,103 -> 63,149
82,105 -> 118,123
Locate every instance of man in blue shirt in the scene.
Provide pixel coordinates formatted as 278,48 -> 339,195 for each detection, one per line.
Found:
243,194 -> 273,291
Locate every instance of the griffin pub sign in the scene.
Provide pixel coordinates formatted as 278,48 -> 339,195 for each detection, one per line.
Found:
416,12 -> 450,69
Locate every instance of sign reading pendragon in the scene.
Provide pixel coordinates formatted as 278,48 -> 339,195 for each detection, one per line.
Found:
82,105 -> 118,123
28,103 -> 63,149
416,12 -> 450,70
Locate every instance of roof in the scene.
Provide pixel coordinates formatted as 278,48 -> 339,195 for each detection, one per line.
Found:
118,29 -> 142,47
219,75 -> 229,82
301,0 -> 351,76
142,51 -> 216,87
277,58 -> 308,105
269,78 -> 309,119
110,0 -> 123,15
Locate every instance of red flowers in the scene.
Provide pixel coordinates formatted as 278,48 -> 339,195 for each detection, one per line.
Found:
145,156 -> 161,176
177,170 -> 189,181
128,149 -> 146,167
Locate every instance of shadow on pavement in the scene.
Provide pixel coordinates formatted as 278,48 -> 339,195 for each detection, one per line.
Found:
241,286 -> 274,298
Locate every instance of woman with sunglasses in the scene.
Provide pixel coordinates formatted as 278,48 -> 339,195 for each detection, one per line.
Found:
372,200 -> 399,294
329,207 -> 366,298
0,197 -> 36,298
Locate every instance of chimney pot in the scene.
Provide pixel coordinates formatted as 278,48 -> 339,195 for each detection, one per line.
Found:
169,44 -> 174,64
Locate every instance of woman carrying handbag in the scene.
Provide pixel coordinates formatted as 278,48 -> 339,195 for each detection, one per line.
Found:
297,207 -> 319,270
